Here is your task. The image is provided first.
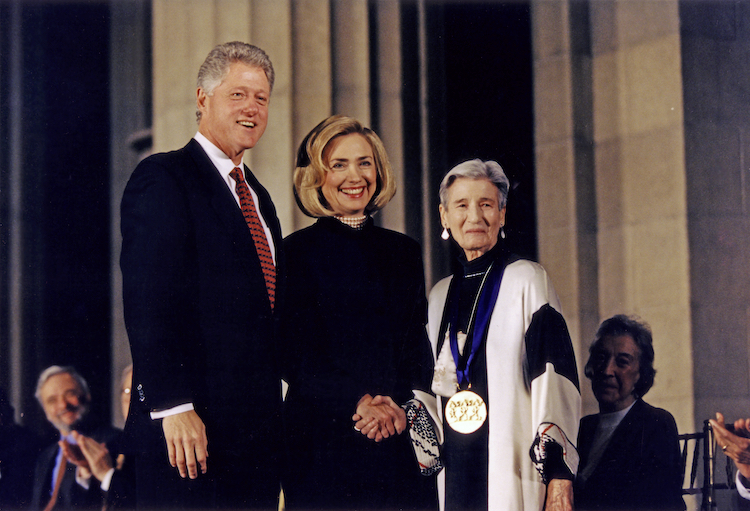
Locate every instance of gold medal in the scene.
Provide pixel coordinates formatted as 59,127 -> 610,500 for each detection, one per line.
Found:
445,390 -> 487,434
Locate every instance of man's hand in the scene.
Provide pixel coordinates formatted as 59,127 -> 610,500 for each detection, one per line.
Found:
162,410 -> 208,479
711,412 -> 750,480
352,394 -> 406,442
544,478 -> 573,511
69,431 -> 114,482
60,438 -> 88,469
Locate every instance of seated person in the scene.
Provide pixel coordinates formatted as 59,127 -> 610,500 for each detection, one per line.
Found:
574,315 -> 686,510
64,365 -> 135,509
30,365 -> 119,510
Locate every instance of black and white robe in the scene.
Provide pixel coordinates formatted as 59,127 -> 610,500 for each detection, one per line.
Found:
427,258 -> 581,510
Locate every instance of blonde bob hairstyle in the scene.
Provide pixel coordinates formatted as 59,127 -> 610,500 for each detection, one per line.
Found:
293,115 -> 396,218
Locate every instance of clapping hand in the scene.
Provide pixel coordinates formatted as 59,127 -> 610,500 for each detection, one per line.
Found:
61,432 -> 115,482
352,394 -> 406,442
710,412 -> 750,480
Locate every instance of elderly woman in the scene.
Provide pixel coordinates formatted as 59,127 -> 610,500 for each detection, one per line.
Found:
575,315 -> 685,510
429,159 -> 580,510
281,115 -> 436,510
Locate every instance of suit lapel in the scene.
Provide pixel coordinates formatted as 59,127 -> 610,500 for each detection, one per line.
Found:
185,140 -> 260,265
184,140 -> 278,303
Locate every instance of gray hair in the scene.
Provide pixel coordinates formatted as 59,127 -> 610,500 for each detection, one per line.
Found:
195,41 -> 275,123
439,159 -> 509,209
35,365 -> 90,404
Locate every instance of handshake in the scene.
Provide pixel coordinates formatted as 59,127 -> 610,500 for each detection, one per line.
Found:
351,394 -> 407,443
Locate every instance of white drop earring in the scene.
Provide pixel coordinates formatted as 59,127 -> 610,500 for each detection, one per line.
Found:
500,227 -> 506,239
441,227 -> 450,240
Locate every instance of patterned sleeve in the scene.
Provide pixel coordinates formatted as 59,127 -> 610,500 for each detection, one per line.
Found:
525,303 -> 581,482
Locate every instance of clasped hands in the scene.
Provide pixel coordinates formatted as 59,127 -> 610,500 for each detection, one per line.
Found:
351,393 -> 406,443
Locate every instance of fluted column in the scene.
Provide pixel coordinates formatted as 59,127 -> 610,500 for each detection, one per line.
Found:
589,0 -> 693,430
372,1 -> 405,233
532,0 -> 598,404
291,0 -> 332,229
331,0 -> 370,123
532,0 -> 694,431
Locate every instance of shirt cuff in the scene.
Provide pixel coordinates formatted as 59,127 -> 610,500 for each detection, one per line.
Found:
737,472 -> 750,500
100,468 -> 116,492
150,403 -> 194,420
75,468 -> 91,490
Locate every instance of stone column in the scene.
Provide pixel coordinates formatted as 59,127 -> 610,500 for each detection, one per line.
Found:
532,0 -> 694,431
331,0 -> 370,123
532,0 -> 599,410
372,2 -> 406,233
681,1 -> 750,428
589,0 -> 693,430
291,0 -> 332,230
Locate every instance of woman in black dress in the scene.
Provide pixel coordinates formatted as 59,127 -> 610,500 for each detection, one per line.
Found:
281,115 -> 436,510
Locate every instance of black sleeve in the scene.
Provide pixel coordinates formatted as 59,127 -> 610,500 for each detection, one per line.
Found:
120,160 -> 200,410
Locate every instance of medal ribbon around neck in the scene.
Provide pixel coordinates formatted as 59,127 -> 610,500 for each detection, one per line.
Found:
446,259 -> 508,434
448,261 -> 506,389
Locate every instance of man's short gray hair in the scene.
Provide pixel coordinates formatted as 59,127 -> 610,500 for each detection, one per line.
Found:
439,159 -> 510,209
35,365 -> 90,404
195,41 -> 274,123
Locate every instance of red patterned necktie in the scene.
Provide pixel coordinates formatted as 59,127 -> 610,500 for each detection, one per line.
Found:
229,167 -> 276,309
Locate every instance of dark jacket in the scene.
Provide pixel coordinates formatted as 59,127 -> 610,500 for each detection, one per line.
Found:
0,422 -> 43,510
575,399 -> 686,511
121,139 -> 283,508
281,217 -> 436,510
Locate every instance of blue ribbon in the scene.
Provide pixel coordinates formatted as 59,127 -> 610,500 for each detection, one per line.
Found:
448,261 -> 507,388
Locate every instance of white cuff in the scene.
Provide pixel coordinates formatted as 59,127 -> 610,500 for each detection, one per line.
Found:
737,472 -> 750,500
150,403 -> 194,420
75,467 -> 91,490
100,468 -> 116,492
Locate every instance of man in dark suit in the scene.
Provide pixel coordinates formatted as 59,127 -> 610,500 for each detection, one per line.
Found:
30,366 -> 119,511
120,41 -> 282,510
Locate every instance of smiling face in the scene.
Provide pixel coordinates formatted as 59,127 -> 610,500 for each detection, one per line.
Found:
40,372 -> 88,434
439,177 -> 506,261
197,62 -> 270,165
321,133 -> 378,217
590,334 -> 642,413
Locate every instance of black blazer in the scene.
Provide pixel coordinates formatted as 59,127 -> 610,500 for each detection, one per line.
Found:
575,399 -> 686,511
120,139 -> 283,505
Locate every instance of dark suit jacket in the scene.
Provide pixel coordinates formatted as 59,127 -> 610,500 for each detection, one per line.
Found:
30,424 -> 119,511
120,139 -> 283,508
0,423 -> 42,510
575,399 -> 686,511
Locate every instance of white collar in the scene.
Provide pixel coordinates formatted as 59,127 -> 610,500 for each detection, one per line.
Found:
194,131 -> 241,181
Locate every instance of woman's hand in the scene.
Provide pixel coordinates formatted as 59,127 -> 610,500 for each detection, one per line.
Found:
352,394 -> 406,442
